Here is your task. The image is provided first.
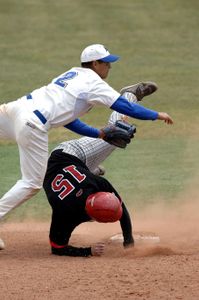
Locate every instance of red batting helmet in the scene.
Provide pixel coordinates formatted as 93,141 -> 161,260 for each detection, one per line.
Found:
85,192 -> 123,223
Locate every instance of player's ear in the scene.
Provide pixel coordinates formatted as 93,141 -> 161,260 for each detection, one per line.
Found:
92,61 -> 98,68
91,61 -> 99,73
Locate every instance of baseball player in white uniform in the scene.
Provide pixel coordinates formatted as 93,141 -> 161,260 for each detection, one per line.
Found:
0,44 -> 173,249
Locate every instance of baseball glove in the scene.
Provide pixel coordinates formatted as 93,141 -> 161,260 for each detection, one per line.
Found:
100,120 -> 136,148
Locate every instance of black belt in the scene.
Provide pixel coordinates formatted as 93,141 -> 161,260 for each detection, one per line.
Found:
26,94 -> 47,125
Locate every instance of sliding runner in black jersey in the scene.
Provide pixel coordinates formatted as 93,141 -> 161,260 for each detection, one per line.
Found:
43,149 -> 134,257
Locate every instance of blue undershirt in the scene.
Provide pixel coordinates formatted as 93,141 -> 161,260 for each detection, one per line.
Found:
64,120 -> 100,138
111,96 -> 158,120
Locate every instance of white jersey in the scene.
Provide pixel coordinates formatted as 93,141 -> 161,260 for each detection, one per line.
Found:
19,67 -> 120,131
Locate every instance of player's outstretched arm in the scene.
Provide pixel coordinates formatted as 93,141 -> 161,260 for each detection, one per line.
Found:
51,243 -> 105,257
51,244 -> 93,257
111,96 -> 174,124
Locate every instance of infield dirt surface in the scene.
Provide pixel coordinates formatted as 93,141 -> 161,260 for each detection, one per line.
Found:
0,199 -> 199,300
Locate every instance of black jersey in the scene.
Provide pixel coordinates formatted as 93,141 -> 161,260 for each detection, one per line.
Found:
43,149 -> 133,256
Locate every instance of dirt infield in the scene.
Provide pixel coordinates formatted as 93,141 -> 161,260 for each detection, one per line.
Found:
0,199 -> 199,300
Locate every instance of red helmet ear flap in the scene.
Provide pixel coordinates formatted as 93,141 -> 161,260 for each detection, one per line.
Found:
85,192 -> 122,223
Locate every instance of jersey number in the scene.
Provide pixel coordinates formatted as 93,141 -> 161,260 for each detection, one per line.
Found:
51,165 -> 86,200
54,71 -> 77,88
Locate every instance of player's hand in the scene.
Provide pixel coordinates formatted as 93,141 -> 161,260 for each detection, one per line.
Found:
91,243 -> 105,256
92,165 -> 106,176
99,121 -> 136,148
157,112 -> 173,124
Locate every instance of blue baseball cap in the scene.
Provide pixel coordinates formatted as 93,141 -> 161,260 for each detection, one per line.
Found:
81,44 -> 120,63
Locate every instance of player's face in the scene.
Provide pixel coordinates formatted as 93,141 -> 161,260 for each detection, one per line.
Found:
93,61 -> 111,79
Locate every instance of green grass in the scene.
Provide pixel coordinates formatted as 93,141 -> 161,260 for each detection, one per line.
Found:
0,0 -> 199,221
1,135 -> 199,221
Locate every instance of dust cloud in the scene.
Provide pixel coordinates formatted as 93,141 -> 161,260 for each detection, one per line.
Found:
73,175 -> 199,257
131,177 -> 199,255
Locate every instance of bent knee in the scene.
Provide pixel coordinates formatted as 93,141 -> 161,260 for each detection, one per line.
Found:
19,179 -> 43,191
20,185 -> 41,200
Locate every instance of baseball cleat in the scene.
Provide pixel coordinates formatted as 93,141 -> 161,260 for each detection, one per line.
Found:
0,238 -> 5,250
120,81 -> 158,101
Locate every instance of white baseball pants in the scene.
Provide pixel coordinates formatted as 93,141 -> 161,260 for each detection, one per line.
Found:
0,99 -> 48,219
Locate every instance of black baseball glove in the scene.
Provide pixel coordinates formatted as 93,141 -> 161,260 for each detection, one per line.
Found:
99,120 -> 136,149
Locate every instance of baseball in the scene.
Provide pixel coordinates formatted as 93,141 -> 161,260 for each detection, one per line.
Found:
0,238 -> 5,250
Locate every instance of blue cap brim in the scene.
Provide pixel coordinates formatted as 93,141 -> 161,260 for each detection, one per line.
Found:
100,54 -> 120,63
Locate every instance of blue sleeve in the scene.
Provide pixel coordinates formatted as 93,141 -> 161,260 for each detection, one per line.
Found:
64,119 -> 100,138
111,96 -> 158,120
